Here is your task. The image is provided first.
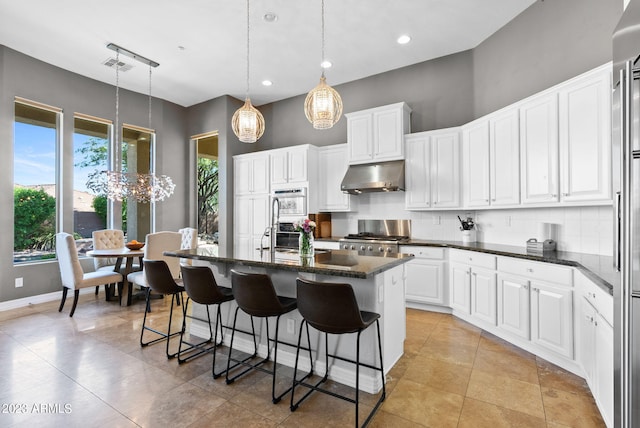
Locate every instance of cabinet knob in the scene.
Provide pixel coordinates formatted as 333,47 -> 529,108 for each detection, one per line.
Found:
527,268 -> 533,273
563,193 -> 569,197
524,285 -> 529,290
485,199 -> 489,202
492,198 -> 496,202
551,194 -> 557,198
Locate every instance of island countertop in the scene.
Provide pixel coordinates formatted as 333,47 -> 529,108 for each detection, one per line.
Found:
164,248 -> 414,279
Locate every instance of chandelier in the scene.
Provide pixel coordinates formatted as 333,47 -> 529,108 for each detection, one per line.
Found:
231,0 -> 265,143
100,43 -> 175,203
304,0 -> 343,130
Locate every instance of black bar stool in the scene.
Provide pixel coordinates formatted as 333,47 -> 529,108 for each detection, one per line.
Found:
140,260 -> 186,359
226,270 -> 312,404
178,265 -> 235,377
291,277 -> 386,428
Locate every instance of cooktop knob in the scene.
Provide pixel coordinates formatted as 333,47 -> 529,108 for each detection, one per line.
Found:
378,247 -> 384,252
350,245 -> 356,250
367,246 -> 373,251
360,245 -> 366,251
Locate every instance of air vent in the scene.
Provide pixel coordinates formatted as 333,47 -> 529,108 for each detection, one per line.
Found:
102,57 -> 133,72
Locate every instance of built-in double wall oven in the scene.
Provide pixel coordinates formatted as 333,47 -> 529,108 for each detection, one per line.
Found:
272,187 -> 307,219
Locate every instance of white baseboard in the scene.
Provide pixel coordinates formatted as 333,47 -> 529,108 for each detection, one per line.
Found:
0,287 -> 95,312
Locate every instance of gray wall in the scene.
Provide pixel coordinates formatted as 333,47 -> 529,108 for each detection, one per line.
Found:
473,0 -> 622,117
0,46 -> 188,302
266,51 -> 475,148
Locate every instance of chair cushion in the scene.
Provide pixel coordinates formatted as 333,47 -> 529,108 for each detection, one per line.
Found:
128,270 -> 146,287
80,271 -> 123,289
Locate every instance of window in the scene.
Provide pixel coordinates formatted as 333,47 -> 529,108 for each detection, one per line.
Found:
13,98 -> 61,264
122,125 -> 153,241
73,115 -> 110,244
196,134 -> 219,248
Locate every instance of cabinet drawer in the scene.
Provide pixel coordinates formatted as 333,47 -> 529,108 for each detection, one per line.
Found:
399,246 -> 444,259
450,249 -> 496,270
498,257 -> 573,286
583,280 -> 613,326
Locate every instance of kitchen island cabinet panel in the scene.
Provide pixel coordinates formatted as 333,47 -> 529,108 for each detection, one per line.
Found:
531,280 -> 574,359
497,273 -> 531,340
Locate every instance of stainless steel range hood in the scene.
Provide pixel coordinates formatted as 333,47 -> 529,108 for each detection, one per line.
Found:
340,160 -> 405,194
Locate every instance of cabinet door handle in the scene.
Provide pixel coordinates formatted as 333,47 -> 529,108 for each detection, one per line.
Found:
524,285 -> 529,290
563,193 -> 569,197
551,194 -> 557,198
485,199 -> 489,202
527,268 -> 533,273
491,198 -> 496,202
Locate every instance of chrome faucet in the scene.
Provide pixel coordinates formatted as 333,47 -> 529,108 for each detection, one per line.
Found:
270,197 -> 280,253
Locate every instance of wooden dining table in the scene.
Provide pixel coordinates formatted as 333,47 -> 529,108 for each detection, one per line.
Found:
86,248 -> 144,307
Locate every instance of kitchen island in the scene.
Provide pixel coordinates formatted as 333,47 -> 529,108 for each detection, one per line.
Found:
164,248 -> 413,393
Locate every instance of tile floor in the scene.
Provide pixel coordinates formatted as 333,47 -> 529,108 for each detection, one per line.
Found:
0,292 -> 605,427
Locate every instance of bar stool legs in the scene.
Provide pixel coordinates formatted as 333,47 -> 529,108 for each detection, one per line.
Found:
139,287 -> 184,359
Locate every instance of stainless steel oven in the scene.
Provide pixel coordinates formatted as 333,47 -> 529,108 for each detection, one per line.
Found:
275,222 -> 299,249
272,188 -> 307,218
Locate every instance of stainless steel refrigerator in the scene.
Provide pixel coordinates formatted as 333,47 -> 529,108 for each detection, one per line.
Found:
613,2 -> 640,426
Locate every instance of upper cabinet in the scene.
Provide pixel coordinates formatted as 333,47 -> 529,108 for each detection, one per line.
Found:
558,68 -> 611,202
270,145 -> 314,186
346,102 -> 411,164
520,64 -> 611,206
317,144 -> 355,212
462,108 -> 520,207
234,152 -> 270,195
405,128 -> 461,210
519,92 -> 560,204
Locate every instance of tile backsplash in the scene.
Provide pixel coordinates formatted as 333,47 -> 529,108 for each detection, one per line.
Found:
330,192 -> 614,256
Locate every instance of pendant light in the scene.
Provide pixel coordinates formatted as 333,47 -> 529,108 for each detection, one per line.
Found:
98,43 -> 174,203
304,0 -> 343,130
232,0 -> 265,143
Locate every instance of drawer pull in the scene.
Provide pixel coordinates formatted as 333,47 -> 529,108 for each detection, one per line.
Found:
527,268 -> 533,273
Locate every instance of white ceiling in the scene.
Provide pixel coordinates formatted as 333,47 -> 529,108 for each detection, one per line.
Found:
0,0 -> 536,107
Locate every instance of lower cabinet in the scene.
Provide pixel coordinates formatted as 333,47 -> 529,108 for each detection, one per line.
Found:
401,246 -> 447,307
470,267 -> 497,325
530,280 -> 574,359
450,262 -> 471,313
497,274 -> 531,340
578,273 -> 613,428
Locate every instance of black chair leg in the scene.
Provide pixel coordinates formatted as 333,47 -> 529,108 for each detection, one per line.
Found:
95,285 -> 99,295
69,290 -> 80,317
58,287 -> 68,312
226,308 -> 261,385
178,298 -> 218,364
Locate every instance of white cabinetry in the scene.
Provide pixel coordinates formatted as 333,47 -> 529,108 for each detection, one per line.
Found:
558,67 -> 611,202
233,194 -> 269,259
234,152 -> 270,195
317,144 -> 355,212
497,257 -> 574,359
462,121 -> 490,207
577,272 -> 613,428
405,128 -> 460,210
270,145 -> 314,186
519,92 -> 560,204
497,273 -> 530,340
520,64 -> 611,206
449,250 -> 497,327
234,153 -> 270,259
400,246 -> 447,308
346,102 -> 411,164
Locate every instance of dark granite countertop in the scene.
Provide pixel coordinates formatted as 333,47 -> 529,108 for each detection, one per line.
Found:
312,237 -> 618,294
165,248 -> 413,279
401,240 -> 617,295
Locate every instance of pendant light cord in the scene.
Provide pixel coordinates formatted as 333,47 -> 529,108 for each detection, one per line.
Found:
246,0 -> 250,98
115,50 -> 120,153
321,0 -> 325,79
148,65 -> 152,130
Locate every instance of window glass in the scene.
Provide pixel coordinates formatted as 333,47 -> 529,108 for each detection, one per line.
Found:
73,117 -> 109,253
122,126 -> 152,241
13,101 -> 59,263
197,134 -> 219,253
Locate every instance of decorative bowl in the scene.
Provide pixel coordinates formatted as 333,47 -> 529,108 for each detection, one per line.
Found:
125,242 -> 144,251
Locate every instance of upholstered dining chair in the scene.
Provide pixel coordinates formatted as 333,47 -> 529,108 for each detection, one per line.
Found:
55,232 -> 123,317
92,229 -> 129,297
127,231 -> 182,307
178,227 -> 198,261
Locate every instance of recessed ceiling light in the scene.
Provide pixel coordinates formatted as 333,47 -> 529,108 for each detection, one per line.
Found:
397,35 -> 411,45
178,46 -> 186,51
263,12 -> 278,22
262,80 -> 273,86
321,60 -> 332,69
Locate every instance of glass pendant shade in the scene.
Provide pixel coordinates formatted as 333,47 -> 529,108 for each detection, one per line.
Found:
232,97 -> 265,143
304,75 -> 343,130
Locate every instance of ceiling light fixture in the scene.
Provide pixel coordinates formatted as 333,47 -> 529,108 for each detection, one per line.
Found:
320,60 -> 332,69
96,43 -> 174,203
232,0 -> 265,143
262,80 -> 273,86
304,0 -> 343,130
397,35 -> 411,45
263,12 -> 278,22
